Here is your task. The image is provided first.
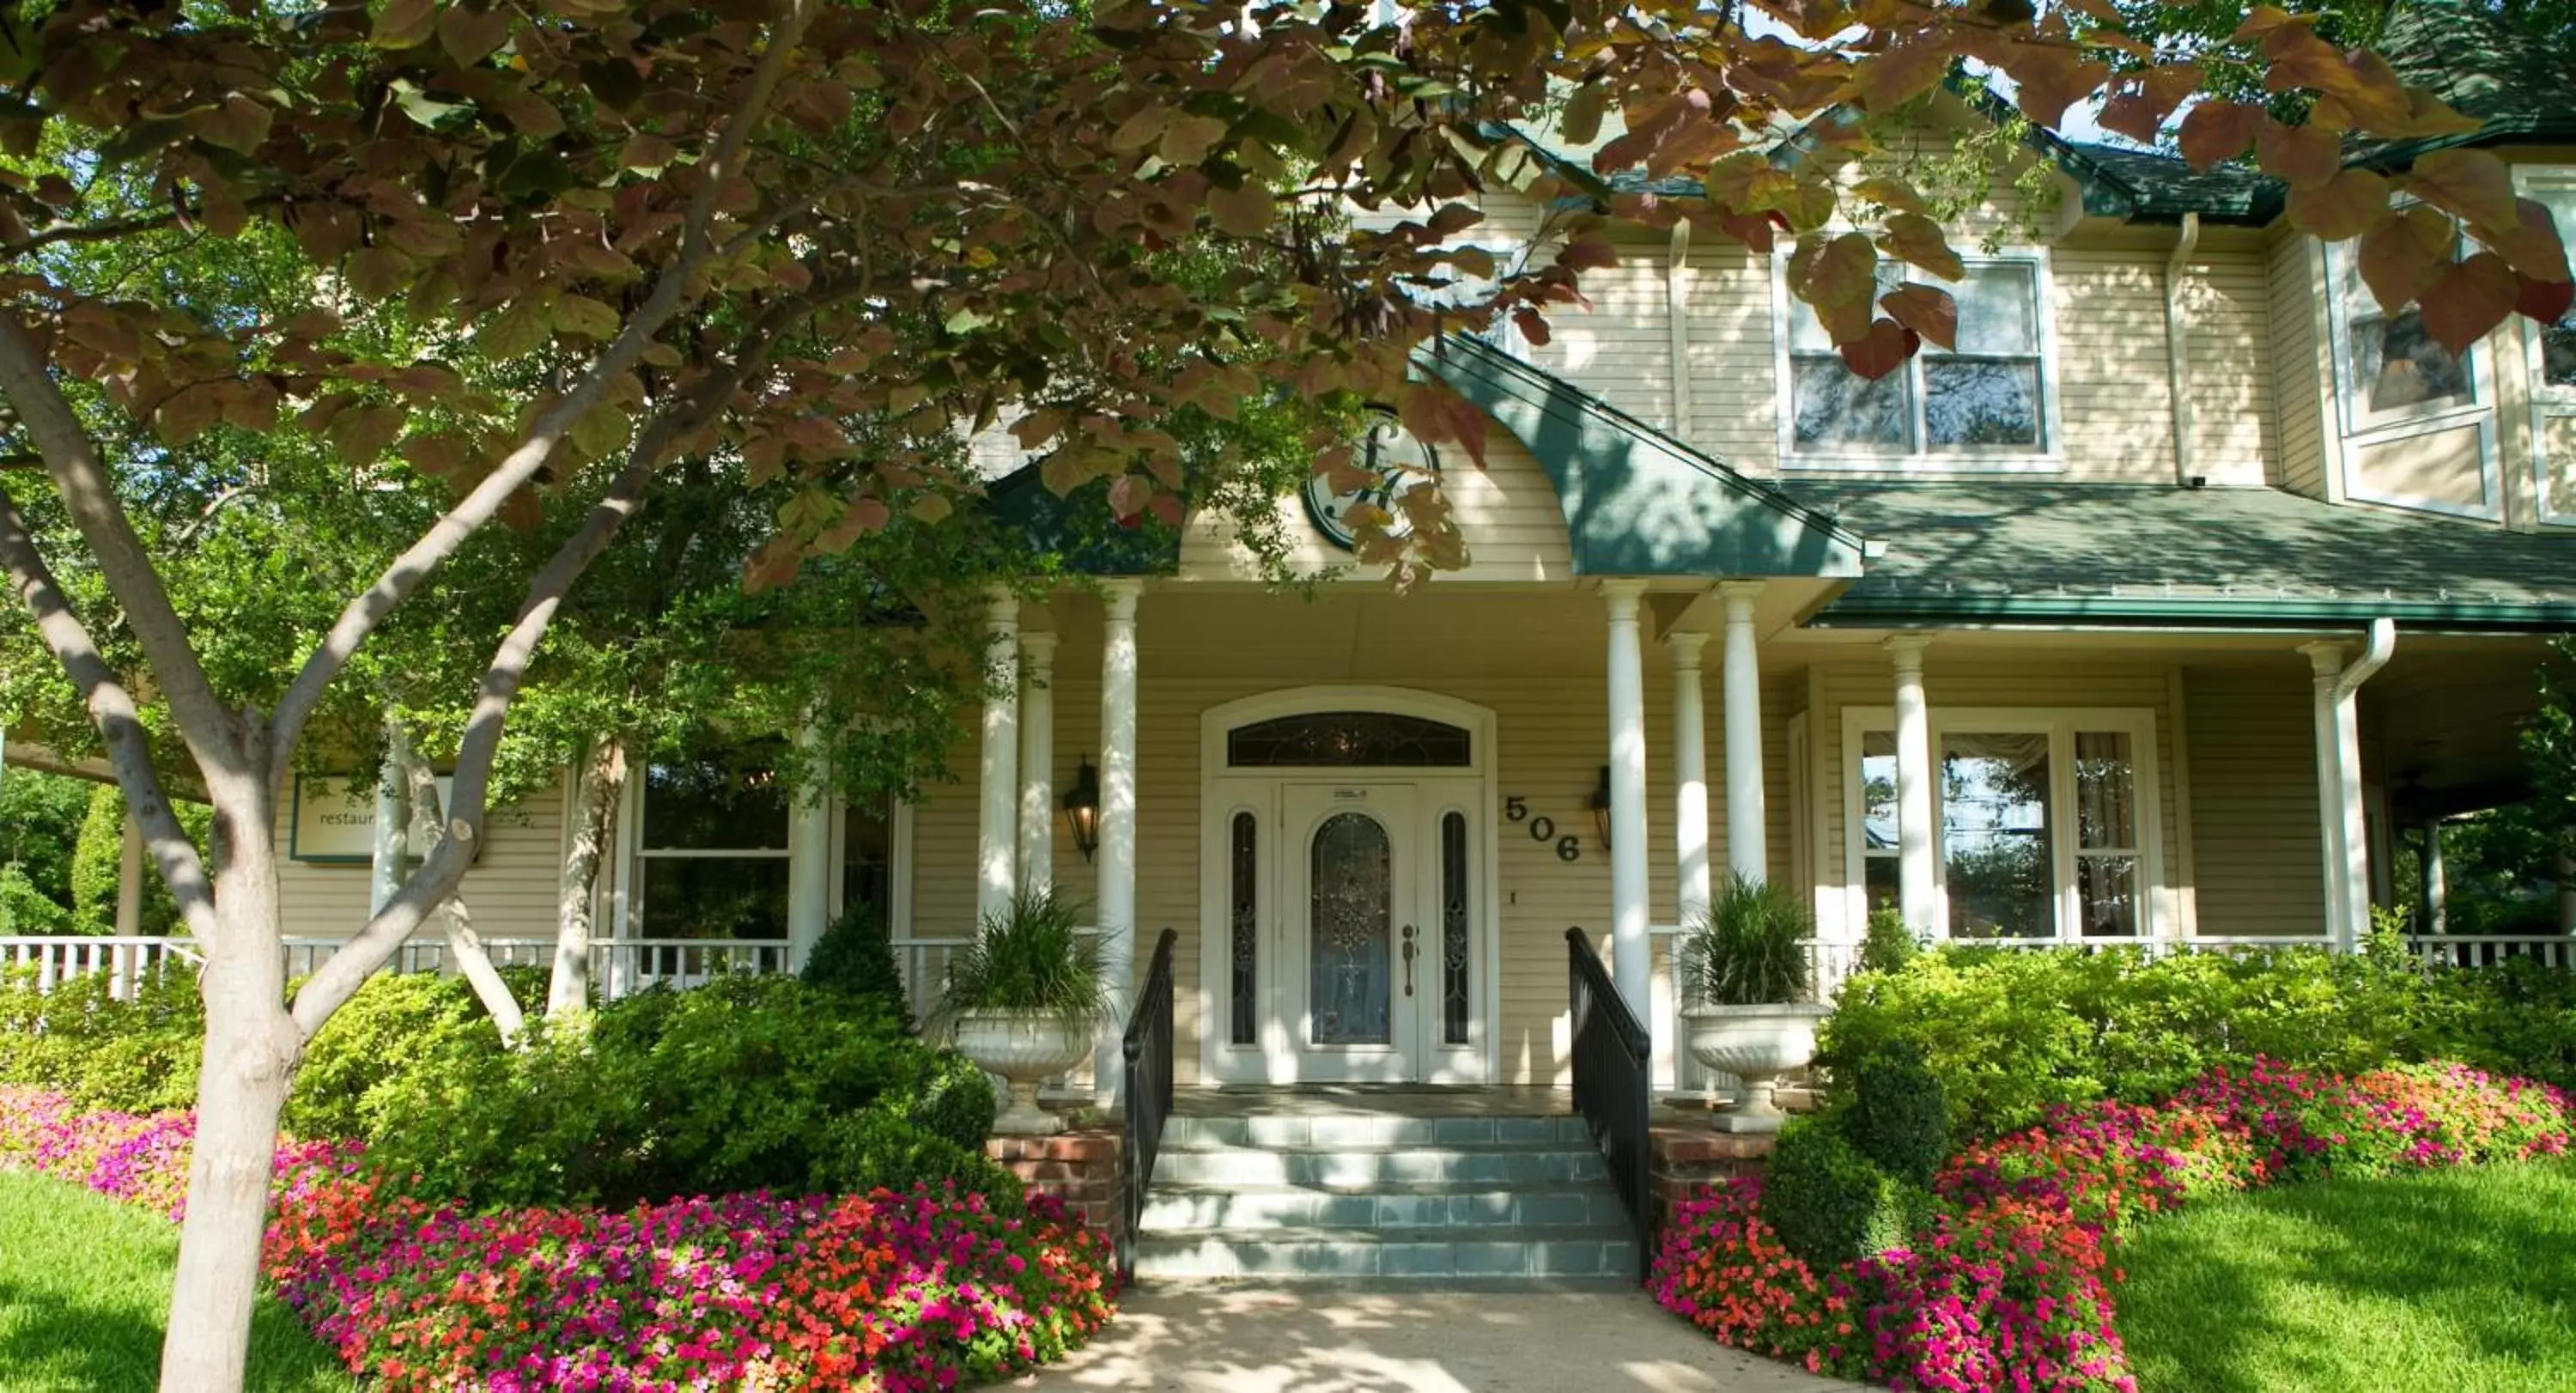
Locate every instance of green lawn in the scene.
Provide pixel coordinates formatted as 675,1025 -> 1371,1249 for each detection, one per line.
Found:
0,1171 -> 353,1392
2119,1157 -> 2576,1393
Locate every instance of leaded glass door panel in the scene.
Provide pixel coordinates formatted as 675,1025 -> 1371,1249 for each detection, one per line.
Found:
1281,783 -> 1427,1081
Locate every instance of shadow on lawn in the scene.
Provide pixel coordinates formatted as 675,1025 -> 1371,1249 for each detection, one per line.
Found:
2117,1166 -> 2576,1393
0,1274 -> 168,1392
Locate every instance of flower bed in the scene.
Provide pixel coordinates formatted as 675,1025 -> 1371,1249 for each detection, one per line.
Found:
1650,1060 -> 2576,1392
1,1086 -> 1117,1391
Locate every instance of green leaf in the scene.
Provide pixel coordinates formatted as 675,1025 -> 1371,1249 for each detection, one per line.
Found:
372,0 -> 438,50
550,294 -> 621,340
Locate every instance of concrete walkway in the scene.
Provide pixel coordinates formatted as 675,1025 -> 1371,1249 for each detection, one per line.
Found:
1012,1285 -> 1872,1393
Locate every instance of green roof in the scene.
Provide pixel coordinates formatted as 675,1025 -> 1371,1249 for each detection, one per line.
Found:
2057,142 -> 2285,227
982,466 -> 1182,575
1420,333 -> 1869,578
1777,481 -> 2576,631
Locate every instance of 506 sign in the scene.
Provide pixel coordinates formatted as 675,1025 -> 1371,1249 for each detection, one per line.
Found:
1503,796 -> 1582,862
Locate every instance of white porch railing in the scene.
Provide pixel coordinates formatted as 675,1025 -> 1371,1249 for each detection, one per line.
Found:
2410,934 -> 2576,971
1,935 -> 200,999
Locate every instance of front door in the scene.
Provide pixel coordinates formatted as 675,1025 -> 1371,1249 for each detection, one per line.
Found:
1282,782 -> 1445,1082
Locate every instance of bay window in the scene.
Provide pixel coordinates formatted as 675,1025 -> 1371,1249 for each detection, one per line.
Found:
1844,709 -> 2160,940
2322,223 -> 2501,517
1779,253 -> 2057,467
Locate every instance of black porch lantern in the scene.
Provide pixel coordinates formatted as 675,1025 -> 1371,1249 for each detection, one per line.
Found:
1590,763 -> 1614,852
1064,756 -> 1102,862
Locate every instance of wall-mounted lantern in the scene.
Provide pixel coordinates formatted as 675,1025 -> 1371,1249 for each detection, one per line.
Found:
1063,756 -> 1102,862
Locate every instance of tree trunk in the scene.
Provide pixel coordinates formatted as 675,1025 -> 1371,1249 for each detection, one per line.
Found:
161,798 -> 298,1392
550,737 -> 623,1015
393,739 -> 523,1041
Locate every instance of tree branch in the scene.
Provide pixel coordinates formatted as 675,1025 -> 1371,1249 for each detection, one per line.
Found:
265,0 -> 822,779
287,277 -> 831,1033
0,483 -> 217,940
0,197 -> 281,257
0,315 -> 250,785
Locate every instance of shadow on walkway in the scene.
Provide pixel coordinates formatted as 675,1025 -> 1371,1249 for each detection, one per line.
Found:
1012,1285 -> 1871,1393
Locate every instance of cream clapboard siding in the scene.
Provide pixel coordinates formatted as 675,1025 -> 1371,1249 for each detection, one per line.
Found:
2053,247 -> 2178,480
1805,656 -> 2188,942
908,623 -> 1804,1087
2268,227 -> 2332,497
2186,243 -> 2280,487
2183,665 -> 2328,937
274,780 -> 568,941
1176,428 -> 1577,582
1682,242 -> 1777,468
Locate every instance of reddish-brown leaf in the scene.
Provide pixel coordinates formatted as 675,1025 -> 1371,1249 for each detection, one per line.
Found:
2011,52 -> 2110,131
2418,252 -> 2520,355
1555,238 -> 1618,272
1790,230 -> 1879,311
2355,205 -> 2456,315
370,0 -> 436,49
1207,180 -> 1272,237
1838,318 -> 1917,381
2177,101 -> 2263,172
1108,473 -> 1151,520
1880,283 -> 1957,351
437,6 -> 513,66
2406,149 -> 2519,231
2252,118 -> 2340,189
1877,213 -> 1963,283
2517,274 -> 2576,327
1850,36 -> 1953,113
2285,167 -> 2391,240
1512,307 -> 1552,347
2468,197 -> 2572,284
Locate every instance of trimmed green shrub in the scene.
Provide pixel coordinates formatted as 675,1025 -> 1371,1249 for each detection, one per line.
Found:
0,963 -> 204,1111
1759,1117 -> 1935,1270
285,973 -> 509,1141
802,904 -> 914,1031
1817,942 -> 2524,1139
818,1110 -> 1025,1213
362,974 -> 1001,1209
1853,903 -> 1919,978
1840,1043 -> 1951,1188
69,785 -> 123,932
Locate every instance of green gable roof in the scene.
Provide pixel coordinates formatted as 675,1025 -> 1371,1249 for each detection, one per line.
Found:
2353,0 -> 2576,168
1418,333 -> 1868,578
1777,481 -> 2576,631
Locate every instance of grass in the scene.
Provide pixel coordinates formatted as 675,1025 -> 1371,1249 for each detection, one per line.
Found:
2118,1158 -> 2576,1393
0,1171 -> 354,1392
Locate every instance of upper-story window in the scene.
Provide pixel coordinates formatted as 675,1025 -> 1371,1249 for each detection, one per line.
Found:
2321,222 -> 2501,519
2515,167 -> 2576,525
2325,238 -> 2480,434
1777,252 -> 2060,470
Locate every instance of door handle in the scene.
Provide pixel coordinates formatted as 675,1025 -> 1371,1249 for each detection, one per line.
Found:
1400,923 -> 1417,995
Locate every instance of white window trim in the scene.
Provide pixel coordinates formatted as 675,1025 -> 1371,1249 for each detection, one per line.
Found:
609,763 -> 911,940
2512,165 -> 2576,526
1771,244 -> 2067,474
2318,235 -> 2505,520
1840,706 -> 2166,943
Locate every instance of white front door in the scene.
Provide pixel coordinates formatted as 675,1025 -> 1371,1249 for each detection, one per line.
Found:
1281,782 -> 1425,1081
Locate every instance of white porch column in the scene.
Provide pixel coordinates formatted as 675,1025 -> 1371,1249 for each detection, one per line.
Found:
1017,631 -> 1059,895
1668,632 -> 1712,924
2301,642 -> 2354,948
1886,636 -> 1938,939
1603,581 -> 1652,1018
2421,817 -> 2447,936
787,719 -> 833,969
1720,581 -> 1768,885
1094,581 -> 1142,1102
975,589 -> 1022,929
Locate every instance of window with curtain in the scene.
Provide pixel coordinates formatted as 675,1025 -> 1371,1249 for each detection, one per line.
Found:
632,749 -> 792,940
1785,258 -> 2050,461
1851,714 -> 2156,940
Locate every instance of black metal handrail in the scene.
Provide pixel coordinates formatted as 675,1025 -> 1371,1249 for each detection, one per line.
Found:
1118,928 -> 1179,1282
1565,925 -> 1653,1281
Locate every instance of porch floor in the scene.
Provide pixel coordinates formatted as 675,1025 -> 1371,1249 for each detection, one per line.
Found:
1171,1086 -> 1572,1118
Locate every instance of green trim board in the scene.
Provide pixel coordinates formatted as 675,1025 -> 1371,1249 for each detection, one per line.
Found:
1414,332 -> 1871,578
1779,481 -> 2576,633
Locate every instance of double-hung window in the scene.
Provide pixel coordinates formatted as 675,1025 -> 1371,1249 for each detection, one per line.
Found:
2516,167 -> 2576,524
628,751 -> 793,940
1844,709 -> 2160,941
1779,253 -> 2058,467
2322,224 -> 2500,516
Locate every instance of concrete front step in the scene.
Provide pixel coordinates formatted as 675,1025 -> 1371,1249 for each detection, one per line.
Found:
1140,1180 -> 1631,1231
1131,1224 -> 1641,1280
1152,1141 -> 1610,1188
1161,1112 -> 1595,1150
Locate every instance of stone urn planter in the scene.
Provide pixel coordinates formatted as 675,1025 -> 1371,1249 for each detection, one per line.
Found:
1683,1001 -> 1831,1134
951,1007 -> 1094,1135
